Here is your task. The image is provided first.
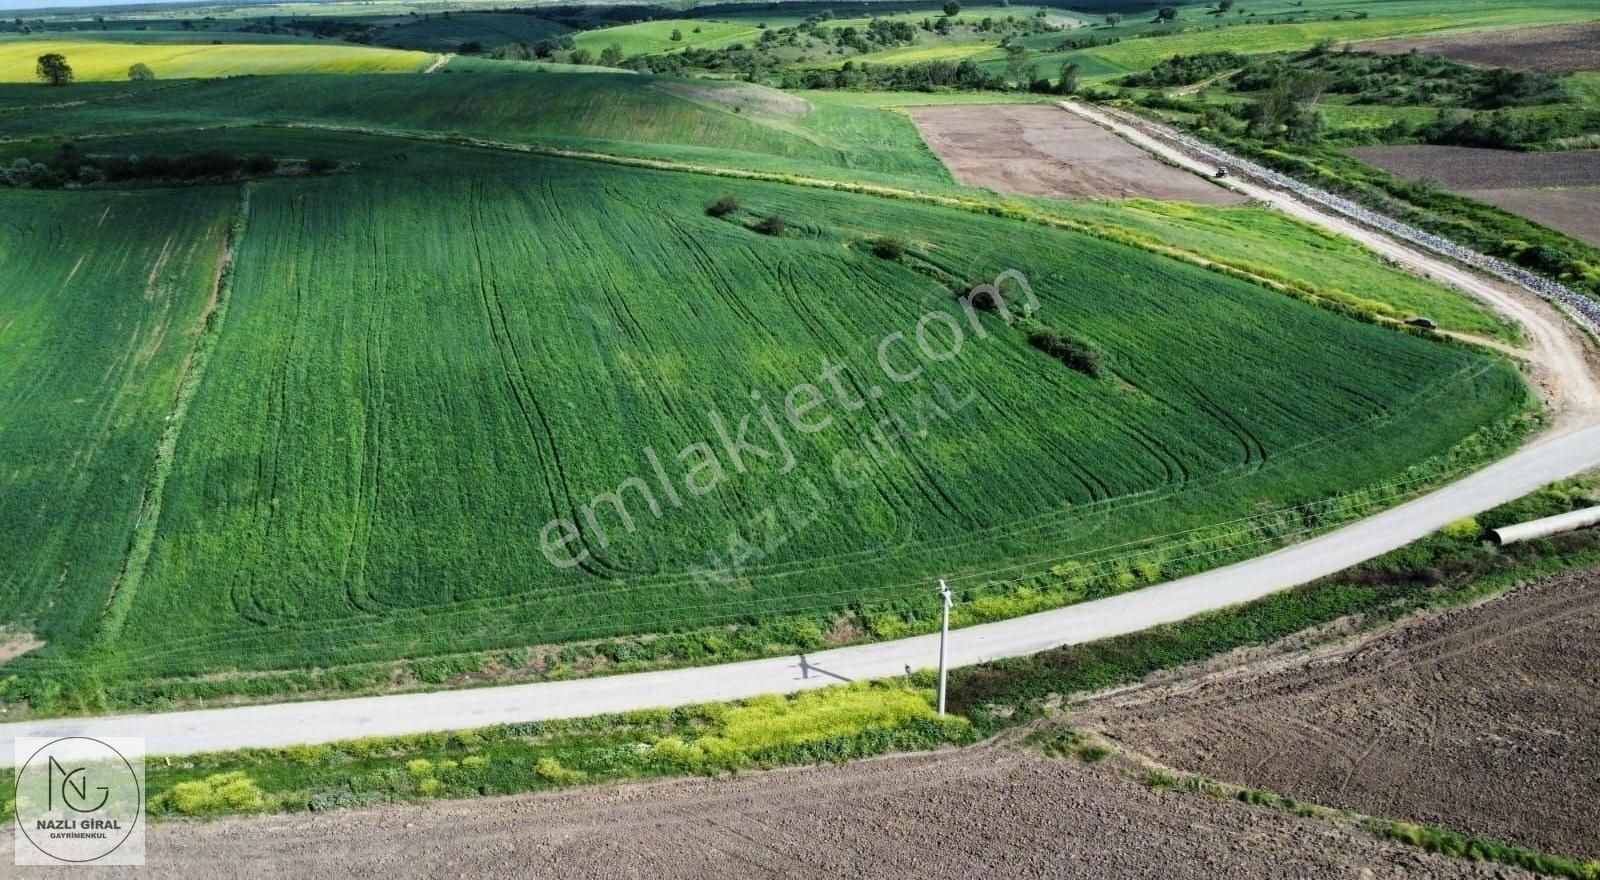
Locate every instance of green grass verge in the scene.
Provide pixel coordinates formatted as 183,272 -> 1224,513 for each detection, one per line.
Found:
0,681 -> 970,820
1378,821 -> 1600,880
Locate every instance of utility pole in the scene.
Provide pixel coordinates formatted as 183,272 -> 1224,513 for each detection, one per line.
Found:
937,579 -> 953,716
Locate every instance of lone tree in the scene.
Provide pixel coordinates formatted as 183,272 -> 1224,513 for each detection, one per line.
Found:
942,1 -> 960,17
1104,12 -> 1122,26
599,42 -> 624,66
128,62 -> 155,81
1154,6 -> 1178,22
36,53 -> 73,86
1003,42 -> 1030,86
1057,61 -> 1081,95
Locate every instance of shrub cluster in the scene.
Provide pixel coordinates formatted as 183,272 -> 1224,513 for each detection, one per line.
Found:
870,236 -> 905,260
0,143 -> 335,189
1231,49 -> 1566,110
1122,50 -> 1244,88
752,213 -> 787,236
1020,320 -> 1104,378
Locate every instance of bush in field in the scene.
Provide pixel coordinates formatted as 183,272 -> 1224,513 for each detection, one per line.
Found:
706,194 -> 738,217
243,154 -> 277,175
753,213 -> 786,236
1022,322 -> 1104,377
870,236 -> 905,259
128,62 -> 156,81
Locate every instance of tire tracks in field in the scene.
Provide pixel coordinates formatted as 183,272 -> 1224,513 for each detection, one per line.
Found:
342,223 -> 391,616
464,177 -> 620,580
72,357 -> 1502,670
53,122 -> 1548,662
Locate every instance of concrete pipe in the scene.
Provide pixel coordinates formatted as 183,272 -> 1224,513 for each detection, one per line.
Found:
1490,505 -> 1600,546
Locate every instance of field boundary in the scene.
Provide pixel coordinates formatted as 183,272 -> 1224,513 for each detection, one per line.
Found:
96,185 -> 253,645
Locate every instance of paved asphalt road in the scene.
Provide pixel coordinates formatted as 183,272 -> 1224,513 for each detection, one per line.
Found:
4,109 -> 1599,765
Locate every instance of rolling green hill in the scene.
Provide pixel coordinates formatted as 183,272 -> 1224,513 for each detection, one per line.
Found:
574,19 -> 765,55
0,71 -> 953,183
0,142 -> 1525,701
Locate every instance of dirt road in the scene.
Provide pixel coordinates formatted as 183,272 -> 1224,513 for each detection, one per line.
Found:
1078,565 -> 1600,860
1060,100 -> 1600,431
3,746 -> 1529,879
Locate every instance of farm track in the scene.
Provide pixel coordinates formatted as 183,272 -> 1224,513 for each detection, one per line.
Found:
1060,100 -> 1600,429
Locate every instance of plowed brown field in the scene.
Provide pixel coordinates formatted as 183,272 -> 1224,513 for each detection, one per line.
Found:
1077,566 -> 1600,860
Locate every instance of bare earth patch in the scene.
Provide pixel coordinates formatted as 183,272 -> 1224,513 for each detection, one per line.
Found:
1465,187 -> 1600,247
19,748 -> 1523,878
1360,22 -> 1600,74
1349,145 -> 1600,190
907,103 -> 1246,203
1075,566 -> 1600,860
1350,145 -> 1600,245
0,629 -> 41,664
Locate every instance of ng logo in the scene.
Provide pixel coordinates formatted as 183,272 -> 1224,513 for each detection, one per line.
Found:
12,736 -> 145,866
49,755 -> 112,814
